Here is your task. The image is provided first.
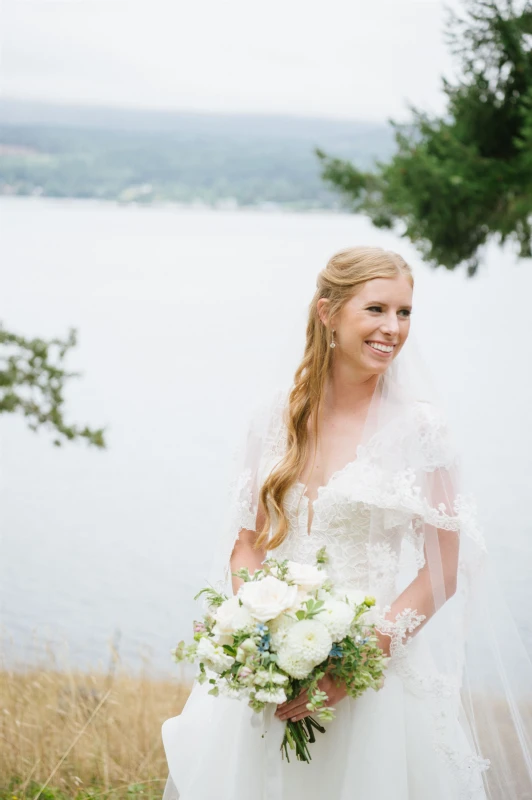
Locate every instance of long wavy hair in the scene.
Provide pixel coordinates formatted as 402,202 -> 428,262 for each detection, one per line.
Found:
254,245 -> 414,551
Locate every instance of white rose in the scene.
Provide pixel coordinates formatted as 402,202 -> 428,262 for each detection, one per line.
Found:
286,561 -> 328,592
238,575 -> 298,623
213,596 -> 255,636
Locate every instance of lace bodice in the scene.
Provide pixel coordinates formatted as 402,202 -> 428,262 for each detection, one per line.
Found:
254,392 -> 467,606
264,465 -> 409,604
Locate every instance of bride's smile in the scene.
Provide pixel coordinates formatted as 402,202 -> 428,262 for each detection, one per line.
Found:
365,341 -> 395,354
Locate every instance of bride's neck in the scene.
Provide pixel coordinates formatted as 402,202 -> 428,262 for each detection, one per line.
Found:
323,363 -> 380,414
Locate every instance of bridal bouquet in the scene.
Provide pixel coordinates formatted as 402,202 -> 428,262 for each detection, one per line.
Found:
171,546 -> 388,762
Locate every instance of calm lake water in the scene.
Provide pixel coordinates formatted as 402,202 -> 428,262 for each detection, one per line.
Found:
1,197 -> 531,676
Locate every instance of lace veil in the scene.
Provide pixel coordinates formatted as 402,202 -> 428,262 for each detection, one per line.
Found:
203,331 -> 532,799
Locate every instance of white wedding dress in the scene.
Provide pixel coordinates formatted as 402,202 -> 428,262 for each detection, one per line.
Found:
161,386 -> 495,800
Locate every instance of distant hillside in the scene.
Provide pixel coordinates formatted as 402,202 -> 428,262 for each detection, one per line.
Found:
0,99 -> 395,209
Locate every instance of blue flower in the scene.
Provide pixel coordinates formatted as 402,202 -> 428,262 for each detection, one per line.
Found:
255,623 -> 269,634
329,644 -> 343,657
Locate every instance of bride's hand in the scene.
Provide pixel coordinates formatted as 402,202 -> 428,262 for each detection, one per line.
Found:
274,673 -> 348,723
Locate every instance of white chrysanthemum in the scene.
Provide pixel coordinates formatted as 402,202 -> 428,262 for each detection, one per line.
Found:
286,561 -> 328,592
278,619 -> 333,667
318,598 -> 355,641
276,650 -> 314,679
196,637 -> 235,673
255,687 -> 287,704
268,612 -> 298,650
238,575 -> 298,622
213,596 -> 255,637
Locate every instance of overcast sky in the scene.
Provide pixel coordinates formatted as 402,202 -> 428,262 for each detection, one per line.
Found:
2,0 -> 464,121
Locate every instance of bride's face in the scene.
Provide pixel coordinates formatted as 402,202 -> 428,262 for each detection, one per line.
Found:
328,275 -> 413,375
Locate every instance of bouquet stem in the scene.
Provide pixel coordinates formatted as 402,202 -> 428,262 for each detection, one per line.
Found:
281,716 -> 326,763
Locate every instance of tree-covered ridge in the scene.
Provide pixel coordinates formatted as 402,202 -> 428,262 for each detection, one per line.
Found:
0,102 -> 395,210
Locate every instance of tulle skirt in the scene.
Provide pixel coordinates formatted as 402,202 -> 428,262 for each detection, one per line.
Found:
161,640 -> 488,800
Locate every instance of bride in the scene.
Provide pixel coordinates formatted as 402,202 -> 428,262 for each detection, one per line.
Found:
161,246 -> 532,799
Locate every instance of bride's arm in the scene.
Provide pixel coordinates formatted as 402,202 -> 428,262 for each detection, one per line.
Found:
375,524 -> 460,657
229,501 -> 267,596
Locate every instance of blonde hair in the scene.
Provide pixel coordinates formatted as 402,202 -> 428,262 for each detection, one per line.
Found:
254,245 -> 413,551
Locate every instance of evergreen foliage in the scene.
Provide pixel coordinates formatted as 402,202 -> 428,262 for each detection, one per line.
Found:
317,0 -> 532,274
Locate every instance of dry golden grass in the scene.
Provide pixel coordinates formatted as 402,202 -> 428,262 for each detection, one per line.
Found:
0,640 -> 191,800
3,638 -> 532,800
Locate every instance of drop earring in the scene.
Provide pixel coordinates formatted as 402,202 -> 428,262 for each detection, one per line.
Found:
330,329 -> 336,349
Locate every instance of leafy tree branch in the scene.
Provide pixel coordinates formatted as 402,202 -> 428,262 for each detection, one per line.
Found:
0,323 -> 106,448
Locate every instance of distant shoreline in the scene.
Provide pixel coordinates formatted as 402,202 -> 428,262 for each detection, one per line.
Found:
0,100 -> 395,215
0,194 -> 354,216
